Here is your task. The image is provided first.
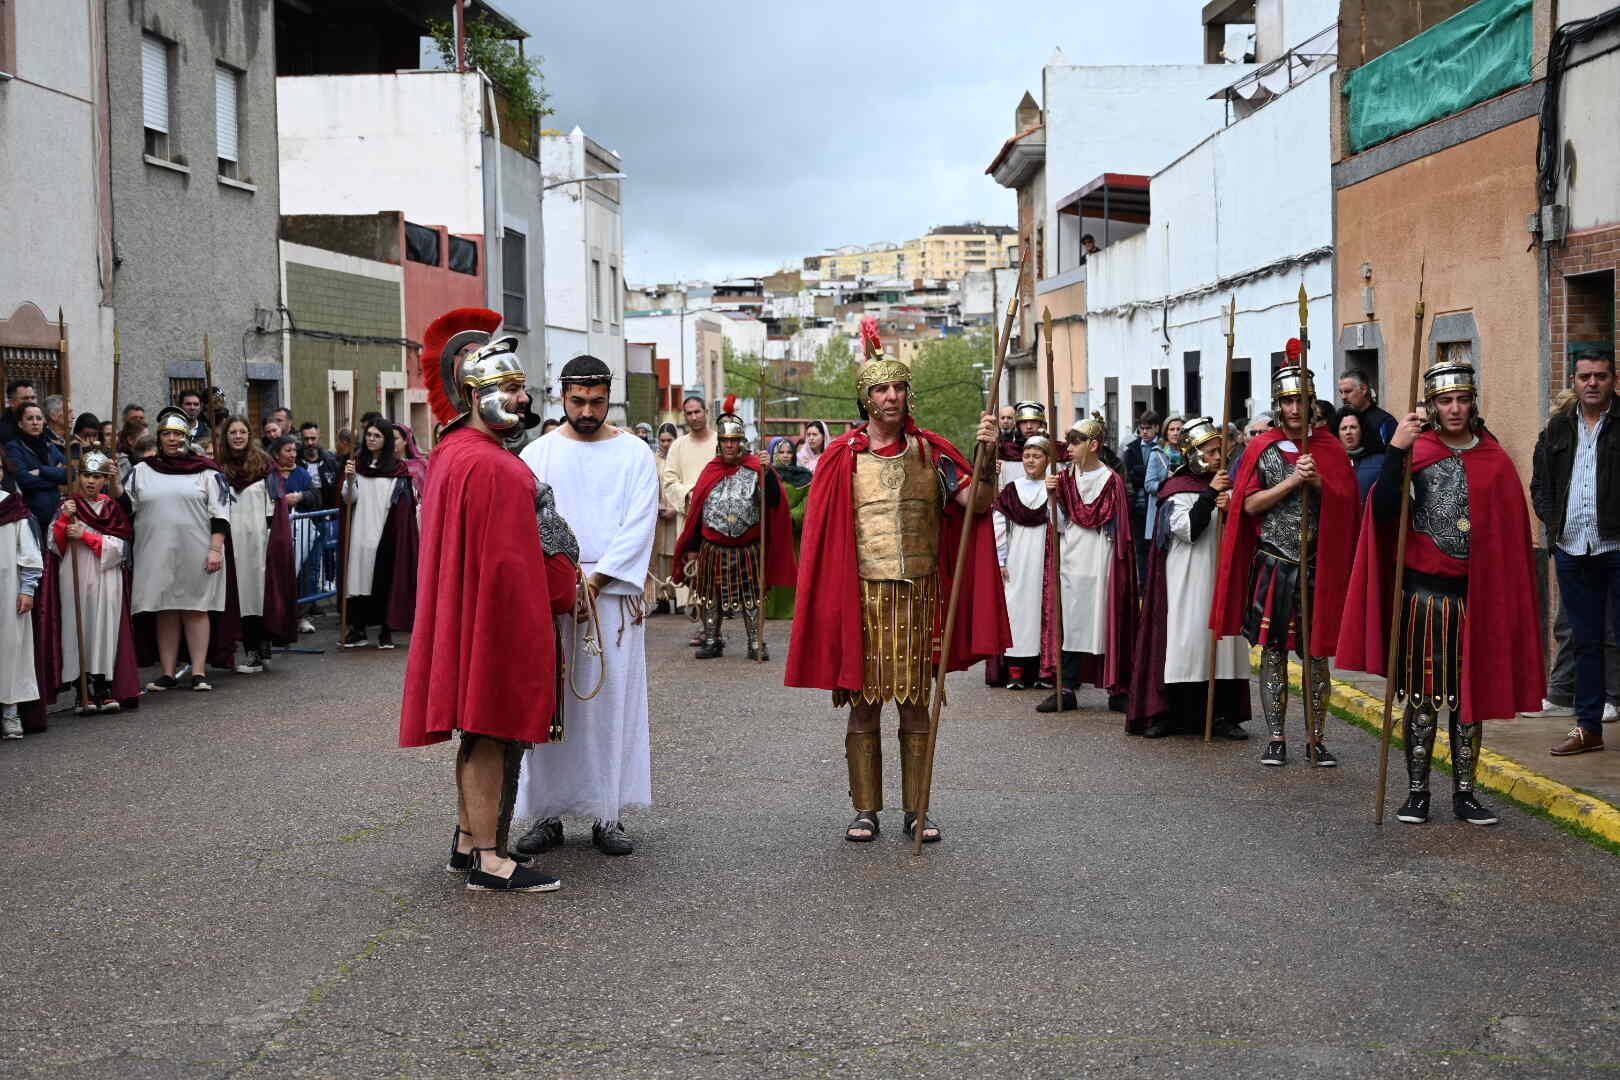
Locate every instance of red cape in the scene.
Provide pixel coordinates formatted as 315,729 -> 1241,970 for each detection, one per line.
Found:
1335,431 -> 1545,721
785,418 -> 1011,693
1210,424 -> 1358,654
671,453 -> 797,588
399,427 -> 562,747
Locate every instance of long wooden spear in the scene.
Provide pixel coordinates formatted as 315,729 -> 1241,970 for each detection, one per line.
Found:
1204,296 -> 1238,742
1042,307 -> 1066,711
913,253 -> 1029,855
1294,285 -> 1320,758
1375,266 -> 1427,825
340,382 -> 359,640
756,443 -> 768,664
58,310 -> 90,712
110,324 -> 122,440
202,334 -> 215,438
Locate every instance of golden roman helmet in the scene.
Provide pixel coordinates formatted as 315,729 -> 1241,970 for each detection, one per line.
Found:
80,449 -> 116,477
1271,364 -> 1312,401
1014,400 -> 1046,424
855,316 -> 910,398
1423,359 -> 1477,401
1068,411 -> 1106,443
715,394 -> 747,440
155,406 -> 192,436
1181,415 -> 1222,453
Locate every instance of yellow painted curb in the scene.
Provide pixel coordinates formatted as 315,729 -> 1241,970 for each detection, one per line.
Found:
1246,646 -> 1620,845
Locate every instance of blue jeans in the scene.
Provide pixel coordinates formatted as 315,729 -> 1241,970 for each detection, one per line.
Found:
1553,547 -> 1620,734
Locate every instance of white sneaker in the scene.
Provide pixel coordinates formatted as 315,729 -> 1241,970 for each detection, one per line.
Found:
1,714 -> 21,739
298,618 -> 315,634
1604,702 -> 1618,724
235,661 -> 263,675
1524,698 -> 1575,718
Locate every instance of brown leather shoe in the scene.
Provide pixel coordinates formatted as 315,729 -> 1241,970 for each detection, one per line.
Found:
1550,727 -> 1605,756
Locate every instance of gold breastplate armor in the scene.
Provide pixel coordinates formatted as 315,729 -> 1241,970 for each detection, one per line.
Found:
851,438 -> 944,581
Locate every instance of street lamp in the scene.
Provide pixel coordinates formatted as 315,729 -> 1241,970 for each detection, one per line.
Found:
541,172 -> 628,193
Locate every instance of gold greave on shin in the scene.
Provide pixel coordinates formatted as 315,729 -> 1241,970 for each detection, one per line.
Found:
845,731 -> 883,812
898,731 -> 930,813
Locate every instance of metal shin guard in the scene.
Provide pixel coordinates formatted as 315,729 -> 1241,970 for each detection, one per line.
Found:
1403,706 -> 1439,792
700,600 -> 723,647
1306,655 -> 1332,742
1260,647 -> 1289,740
898,731 -> 929,814
1449,715 -> 1482,793
845,731 -> 883,813
741,605 -> 763,653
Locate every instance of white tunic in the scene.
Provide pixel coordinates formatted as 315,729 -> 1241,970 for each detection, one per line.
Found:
127,463 -> 232,614
1058,465 -> 1115,655
342,474 -> 399,596
993,476 -> 1049,658
230,479 -> 271,617
517,429 -> 660,822
0,495 -> 41,704
1162,491 -> 1250,683
50,498 -> 127,681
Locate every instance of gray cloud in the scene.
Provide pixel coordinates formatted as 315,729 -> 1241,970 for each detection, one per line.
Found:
501,1 -> 1198,282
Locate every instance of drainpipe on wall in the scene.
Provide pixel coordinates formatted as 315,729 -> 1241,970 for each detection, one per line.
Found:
480,72 -> 505,330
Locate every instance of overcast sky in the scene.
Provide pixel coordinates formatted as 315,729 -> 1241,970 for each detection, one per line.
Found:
499,2 -> 1202,285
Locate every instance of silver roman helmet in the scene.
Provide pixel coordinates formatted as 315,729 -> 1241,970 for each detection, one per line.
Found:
154,406 -> 192,437
1180,416 -> 1223,474
438,324 -> 527,431
80,448 -> 116,477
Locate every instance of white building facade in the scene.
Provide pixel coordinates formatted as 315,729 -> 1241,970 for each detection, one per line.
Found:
542,127 -> 626,419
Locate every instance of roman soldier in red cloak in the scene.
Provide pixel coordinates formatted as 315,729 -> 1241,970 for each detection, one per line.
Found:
400,307 -> 579,893
785,318 -> 1010,845
1336,360 -> 1545,825
1210,354 -> 1358,768
672,397 -> 796,661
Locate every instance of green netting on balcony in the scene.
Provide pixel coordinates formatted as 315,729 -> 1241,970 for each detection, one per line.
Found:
1344,0 -> 1532,153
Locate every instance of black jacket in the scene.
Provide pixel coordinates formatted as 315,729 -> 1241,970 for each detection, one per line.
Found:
299,448 -> 342,510
1122,437 -> 1153,513
1531,397 -> 1620,546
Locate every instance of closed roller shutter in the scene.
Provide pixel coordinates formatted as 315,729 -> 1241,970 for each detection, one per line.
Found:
141,35 -> 169,133
215,66 -> 239,163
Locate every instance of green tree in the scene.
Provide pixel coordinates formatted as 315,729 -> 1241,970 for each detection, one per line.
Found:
427,17 -> 553,126
907,332 -> 993,454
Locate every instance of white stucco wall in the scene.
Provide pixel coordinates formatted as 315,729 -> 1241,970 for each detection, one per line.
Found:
1041,64 -> 1254,280
0,0 -> 116,413
277,72 -> 485,234
1082,69 -> 1336,430
542,128 -> 626,413
1557,7 -> 1620,230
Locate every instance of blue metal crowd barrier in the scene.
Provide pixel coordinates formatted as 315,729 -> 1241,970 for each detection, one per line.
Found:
291,507 -> 340,606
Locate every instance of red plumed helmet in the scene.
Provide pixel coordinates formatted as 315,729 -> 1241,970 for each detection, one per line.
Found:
722,393 -> 737,415
421,307 -> 503,425
1284,337 -> 1303,362
860,316 -> 883,359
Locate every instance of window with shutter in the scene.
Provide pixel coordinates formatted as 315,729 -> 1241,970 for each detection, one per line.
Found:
215,65 -> 240,178
501,229 -> 527,329
141,35 -> 170,159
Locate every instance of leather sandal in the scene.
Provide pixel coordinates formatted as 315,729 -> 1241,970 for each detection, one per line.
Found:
845,811 -> 879,842
903,812 -> 942,844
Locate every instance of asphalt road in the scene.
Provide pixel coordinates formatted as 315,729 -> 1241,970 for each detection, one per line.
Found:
2,616 -> 1617,1079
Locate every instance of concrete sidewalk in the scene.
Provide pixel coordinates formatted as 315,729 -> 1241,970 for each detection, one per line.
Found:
1283,654 -> 1620,846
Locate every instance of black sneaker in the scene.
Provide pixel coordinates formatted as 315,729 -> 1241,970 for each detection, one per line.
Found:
1004,678 -> 1029,691
1453,792 -> 1499,826
191,674 -> 213,692
592,820 -> 634,856
1213,721 -> 1250,741
1141,719 -> 1175,739
465,856 -> 562,893
695,641 -> 723,660
511,817 -> 563,857
1035,690 -> 1077,713
341,629 -> 367,649
1306,743 -> 1338,768
1033,678 -> 1054,690
377,630 -> 395,650
1396,791 -> 1431,824
746,643 -> 769,662
145,674 -> 180,692
1261,741 -> 1287,766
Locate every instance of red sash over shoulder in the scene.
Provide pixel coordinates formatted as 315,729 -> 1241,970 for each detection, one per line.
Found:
1335,431 -> 1544,721
785,418 -> 1010,694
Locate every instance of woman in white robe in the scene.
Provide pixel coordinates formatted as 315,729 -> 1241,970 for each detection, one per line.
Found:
0,480 -> 42,739
49,451 -> 132,713
216,417 -> 281,673
993,439 -> 1055,691
127,407 -> 232,693
340,419 -> 419,650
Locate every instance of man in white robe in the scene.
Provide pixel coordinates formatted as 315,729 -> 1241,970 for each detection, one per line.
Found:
514,355 -> 658,857
1126,417 -> 1251,738
661,395 -> 717,628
